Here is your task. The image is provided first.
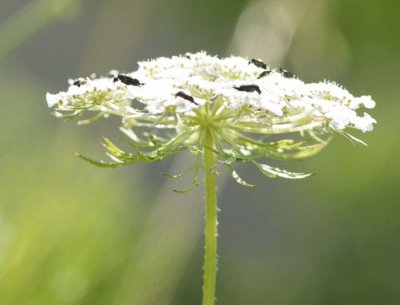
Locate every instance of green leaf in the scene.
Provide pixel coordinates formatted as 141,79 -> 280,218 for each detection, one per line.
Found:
162,163 -> 197,179
147,133 -> 162,147
120,127 -> 140,142
173,182 -> 200,193
263,142 -> 327,160
231,169 -> 255,187
76,153 -> 121,168
54,110 -> 82,121
102,137 -> 136,162
77,113 -> 104,125
172,172 -> 201,193
252,161 -> 314,179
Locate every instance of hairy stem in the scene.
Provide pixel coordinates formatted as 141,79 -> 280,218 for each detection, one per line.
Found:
202,130 -> 218,305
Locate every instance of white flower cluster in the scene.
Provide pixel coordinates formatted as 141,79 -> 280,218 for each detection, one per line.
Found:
47,51 -> 376,133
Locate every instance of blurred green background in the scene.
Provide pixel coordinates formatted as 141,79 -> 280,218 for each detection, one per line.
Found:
0,0 -> 399,304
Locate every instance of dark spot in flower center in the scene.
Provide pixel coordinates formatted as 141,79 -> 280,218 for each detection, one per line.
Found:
175,91 -> 198,105
234,84 -> 262,94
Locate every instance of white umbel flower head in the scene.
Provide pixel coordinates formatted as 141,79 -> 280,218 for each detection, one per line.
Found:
47,52 -> 376,186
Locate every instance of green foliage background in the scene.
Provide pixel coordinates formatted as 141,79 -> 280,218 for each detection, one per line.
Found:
0,0 -> 399,304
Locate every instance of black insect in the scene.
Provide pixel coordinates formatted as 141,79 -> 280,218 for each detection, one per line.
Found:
175,91 -> 198,105
257,70 -> 271,79
234,84 -> 262,94
72,79 -> 86,87
279,68 -> 295,78
115,74 -> 143,86
73,80 -> 82,87
249,58 -> 267,70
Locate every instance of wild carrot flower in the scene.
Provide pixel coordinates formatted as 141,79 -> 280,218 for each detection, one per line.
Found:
47,51 -> 376,305
47,51 -> 376,187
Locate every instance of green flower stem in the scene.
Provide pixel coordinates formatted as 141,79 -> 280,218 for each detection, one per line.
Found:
202,130 -> 218,305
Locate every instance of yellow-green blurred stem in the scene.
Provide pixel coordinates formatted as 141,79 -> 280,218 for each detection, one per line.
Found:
202,130 -> 218,305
